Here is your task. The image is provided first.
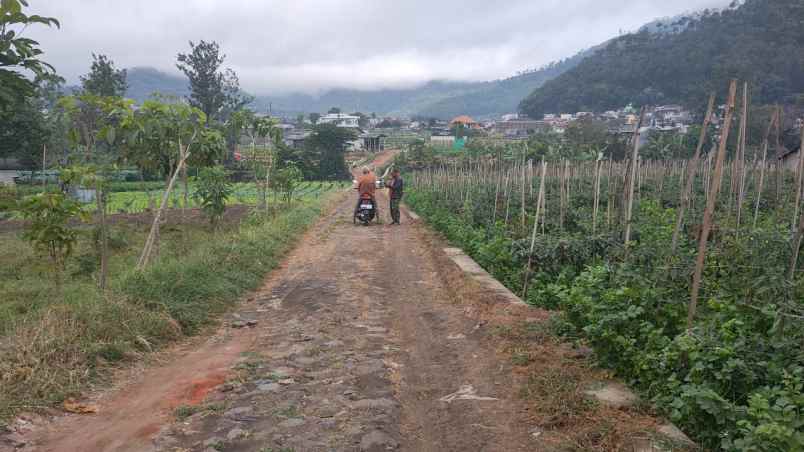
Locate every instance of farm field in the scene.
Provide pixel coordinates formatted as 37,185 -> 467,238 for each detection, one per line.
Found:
404,144 -> 804,449
3,181 -> 350,219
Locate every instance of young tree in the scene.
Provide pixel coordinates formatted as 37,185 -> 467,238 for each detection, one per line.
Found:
304,124 -> 355,180
308,112 -> 321,125
17,192 -> 86,287
176,41 -> 250,123
60,165 -> 113,290
58,93 -> 133,162
80,54 -> 127,97
176,40 -> 224,121
233,110 -> 281,208
0,0 -> 59,109
193,165 -> 231,228
117,98 -> 225,268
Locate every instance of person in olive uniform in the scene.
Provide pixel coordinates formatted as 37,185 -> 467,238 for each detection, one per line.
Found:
386,168 -> 404,225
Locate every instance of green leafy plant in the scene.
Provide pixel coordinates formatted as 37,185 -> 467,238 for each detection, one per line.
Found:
193,166 -> 232,227
0,0 -> 60,107
270,164 -> 302,205
17,192 -> 87,281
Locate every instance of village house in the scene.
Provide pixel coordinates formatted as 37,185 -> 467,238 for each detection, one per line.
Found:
493,118 -> 547,137
317,113 -> 360,128
449,115 -> 480,129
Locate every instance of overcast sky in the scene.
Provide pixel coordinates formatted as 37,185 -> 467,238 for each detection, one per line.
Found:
25,0 -> 725,95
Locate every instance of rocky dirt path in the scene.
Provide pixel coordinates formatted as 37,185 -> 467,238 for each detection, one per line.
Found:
151,190 -> 537,452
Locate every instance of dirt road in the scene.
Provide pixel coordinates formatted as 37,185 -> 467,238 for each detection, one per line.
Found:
4,151 -> 678,451
11,187 -> 538,451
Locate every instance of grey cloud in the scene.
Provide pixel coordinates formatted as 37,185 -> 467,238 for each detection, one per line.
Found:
26,0 -> 726,95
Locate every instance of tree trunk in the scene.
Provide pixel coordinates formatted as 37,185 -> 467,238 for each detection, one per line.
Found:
137,146 -> 191,270
97,183 -> 108,291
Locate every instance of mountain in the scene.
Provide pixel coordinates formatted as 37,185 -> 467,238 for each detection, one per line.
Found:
249,56 -> 596,120
122,56 -> 588,119
519,0 -> 804,118
126,67 -> 189,103
415,49 -> 593,119
249,80 -> 479,118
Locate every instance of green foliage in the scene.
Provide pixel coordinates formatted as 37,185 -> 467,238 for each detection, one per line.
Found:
80,54 -> 127,97
176,40 -> 251,123
1,193 -> 327,420
119,199 -> 322,333
301,124 -> 355,180
193,166 -> 232,226
0,0 -> 59,109
16,192 -> 86,274
520,0 -> 804,117
270,164 -> 302,205
118,97 -> 223,178
58,93 -> 134,161
406,157 -> 804,450
0,93 -> 49,166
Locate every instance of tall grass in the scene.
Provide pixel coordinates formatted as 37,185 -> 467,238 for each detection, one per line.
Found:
0,197 -> 330,421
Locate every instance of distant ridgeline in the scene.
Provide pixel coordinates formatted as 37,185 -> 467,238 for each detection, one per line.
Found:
121,54 -> 592,119
519,0 -> 804,117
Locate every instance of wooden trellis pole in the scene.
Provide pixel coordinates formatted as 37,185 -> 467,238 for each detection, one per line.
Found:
793,125 -> 804,231
735,82 -> 749,226
753,108 -> 778,228
592,157 -> 602,234
522,159 -> 547,298
672,94 -> 715,252
521,155 -> 527,229
624,108 -> 646,250
688,80 -> 738,332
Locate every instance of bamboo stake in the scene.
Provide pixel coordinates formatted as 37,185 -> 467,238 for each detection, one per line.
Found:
624,108 -> 646,250
672,94 -> 715,252
688,80 -> 738,331
793,126 -> 804,231
753,109 -> 777,228
504,170 -> 512,225
789,130 -> 804,277
737,84 -> 749,225
521,155 -> 527,229
592,157 -> 602,234
522,159 -> 547,298
606,160 -> 614,229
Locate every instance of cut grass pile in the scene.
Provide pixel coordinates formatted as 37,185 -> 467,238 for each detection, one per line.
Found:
0,196 -> 333,421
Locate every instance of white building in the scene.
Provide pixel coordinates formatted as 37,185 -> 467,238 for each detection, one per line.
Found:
317,113 -> 360,128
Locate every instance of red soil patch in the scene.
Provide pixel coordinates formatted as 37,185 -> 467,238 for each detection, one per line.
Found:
185,373 -> 228,406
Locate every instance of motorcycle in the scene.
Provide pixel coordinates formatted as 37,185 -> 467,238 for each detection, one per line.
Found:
354,194 -> 377,226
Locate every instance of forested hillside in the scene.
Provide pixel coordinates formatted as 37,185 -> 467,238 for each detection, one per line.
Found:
520,0 -> 804,117
125,67 -> 189,102
415,50 -> 591,119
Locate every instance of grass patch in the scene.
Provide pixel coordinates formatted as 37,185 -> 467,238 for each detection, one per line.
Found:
0,194 -> 334,421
